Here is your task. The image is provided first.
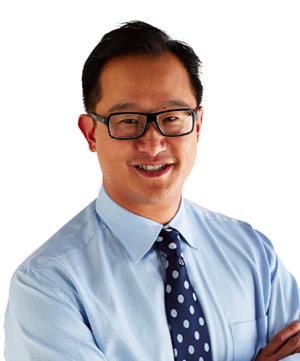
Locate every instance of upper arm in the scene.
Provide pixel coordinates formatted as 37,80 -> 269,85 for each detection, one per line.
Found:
267,255 -> 300,340
257,230 -> 300,341
4,265 -> 107,361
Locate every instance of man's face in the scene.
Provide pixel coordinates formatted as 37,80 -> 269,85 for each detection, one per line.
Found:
79,52 -> 202,216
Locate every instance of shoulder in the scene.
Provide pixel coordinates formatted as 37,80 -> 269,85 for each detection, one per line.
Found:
17,199 -> 108,271
183,198 -> 276,262
183,197 -> 252,229
9,199 -> 110,306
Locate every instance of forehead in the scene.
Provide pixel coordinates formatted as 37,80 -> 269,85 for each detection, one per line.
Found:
97,52 -> 197,113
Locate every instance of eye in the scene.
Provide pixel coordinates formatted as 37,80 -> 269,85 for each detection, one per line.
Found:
122,118 -> 138,124
163,116 -> 178,122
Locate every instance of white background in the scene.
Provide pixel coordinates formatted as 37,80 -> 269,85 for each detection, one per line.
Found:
1,0 -> 299,355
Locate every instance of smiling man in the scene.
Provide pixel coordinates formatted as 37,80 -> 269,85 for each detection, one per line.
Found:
4,21 -> 300,361
80,52 -> 200,224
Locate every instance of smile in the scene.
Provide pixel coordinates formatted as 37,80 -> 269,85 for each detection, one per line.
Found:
134,163 -> 172,177
136,164 -> 167,171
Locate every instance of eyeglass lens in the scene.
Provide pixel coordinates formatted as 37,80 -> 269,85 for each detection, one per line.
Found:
109,110 -> 193,138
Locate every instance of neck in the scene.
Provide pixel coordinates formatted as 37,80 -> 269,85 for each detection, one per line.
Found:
128,200 -> 181,225
104,186 -> 181,225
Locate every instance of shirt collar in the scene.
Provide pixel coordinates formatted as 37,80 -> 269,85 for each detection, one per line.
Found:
96,186 -> 201,264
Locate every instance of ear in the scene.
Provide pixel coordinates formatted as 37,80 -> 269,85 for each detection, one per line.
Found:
196,106 -> 203,142
78,114 -> 97,152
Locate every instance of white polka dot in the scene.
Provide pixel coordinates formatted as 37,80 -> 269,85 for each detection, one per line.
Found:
177,235 -> 181,241
199,317 -> 205,326
194,331 -> 200,340
165,260 -> 169,269
178,294 -> 184,303
169,242 -> 177,249
183,320 -> 190,328
165,228 -> 172,232
204,343 -> 209,352
166,284 -> 171,293
174,348 -> 177,357
171,309 -> 177,318
199,358 -> 204,361
179,259 -> 185,266
188,345 -> 195,354
177,334 -> 183,343
157,236 -> 163,242
172,270 -> 179,279
193,292 -> 197,301
184,281 -> 189,289
190,305 -> 195,314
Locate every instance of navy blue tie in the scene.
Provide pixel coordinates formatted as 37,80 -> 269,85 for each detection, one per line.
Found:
156,227 -> 212,361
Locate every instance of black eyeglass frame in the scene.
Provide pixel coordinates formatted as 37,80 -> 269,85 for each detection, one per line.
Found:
88,108 -> 199,140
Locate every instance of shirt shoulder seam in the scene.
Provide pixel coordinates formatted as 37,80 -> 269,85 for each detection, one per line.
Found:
185,200 -> 254,229
19,264 -> 79,308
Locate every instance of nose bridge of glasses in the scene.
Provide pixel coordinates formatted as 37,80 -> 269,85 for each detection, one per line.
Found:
143,113 -> 163,135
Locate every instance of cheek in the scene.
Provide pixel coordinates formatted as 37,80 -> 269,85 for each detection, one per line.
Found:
97,148 -> 120,171
176,136 -> 198,163
96,137 -> 132,172
95,138 -> 116,173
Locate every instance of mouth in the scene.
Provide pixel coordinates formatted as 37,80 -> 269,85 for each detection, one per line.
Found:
133,163 -> 172,177
136,164 -> 167,171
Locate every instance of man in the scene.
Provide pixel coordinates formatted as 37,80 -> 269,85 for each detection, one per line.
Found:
4,21 -> 300,361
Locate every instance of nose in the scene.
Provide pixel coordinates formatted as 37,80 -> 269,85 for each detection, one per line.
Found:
136,122 -> 167,156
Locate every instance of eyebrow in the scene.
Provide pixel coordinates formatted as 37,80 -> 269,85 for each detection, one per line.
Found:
161,100 -> 191,108
108,100 -> 192,113
108,103 -> 136,113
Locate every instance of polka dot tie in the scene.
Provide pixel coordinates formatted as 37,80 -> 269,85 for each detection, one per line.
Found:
156,227 -> 212,361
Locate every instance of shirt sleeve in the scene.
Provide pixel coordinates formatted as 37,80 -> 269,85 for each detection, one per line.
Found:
4,264 -> 107,361
256,230 -> 300,360
256,230 -> 300,338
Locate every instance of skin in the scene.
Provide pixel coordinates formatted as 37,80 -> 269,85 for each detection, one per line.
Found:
255,321 -> 300,360
78,51 -> 299,358
79,52 -> 202,224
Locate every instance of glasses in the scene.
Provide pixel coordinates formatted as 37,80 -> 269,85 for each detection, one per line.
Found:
88,108 -> 199,139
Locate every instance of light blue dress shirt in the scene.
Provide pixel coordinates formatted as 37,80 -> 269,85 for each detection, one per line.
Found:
4,186 -> 300,361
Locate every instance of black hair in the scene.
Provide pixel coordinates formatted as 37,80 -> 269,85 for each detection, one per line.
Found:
82,21 -> 203,112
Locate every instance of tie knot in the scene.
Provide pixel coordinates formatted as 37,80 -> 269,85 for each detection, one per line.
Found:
156,227 -> 183,258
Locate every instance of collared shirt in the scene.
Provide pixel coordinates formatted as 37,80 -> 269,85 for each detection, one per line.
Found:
4,186 -> 300,361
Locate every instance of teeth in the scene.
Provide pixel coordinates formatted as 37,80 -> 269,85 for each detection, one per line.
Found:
137,164 -> 167,171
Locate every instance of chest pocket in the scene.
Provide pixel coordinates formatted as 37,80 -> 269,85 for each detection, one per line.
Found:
230,316 -> 267,361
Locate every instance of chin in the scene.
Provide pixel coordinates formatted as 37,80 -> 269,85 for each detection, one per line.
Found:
135,185 -> 179,204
